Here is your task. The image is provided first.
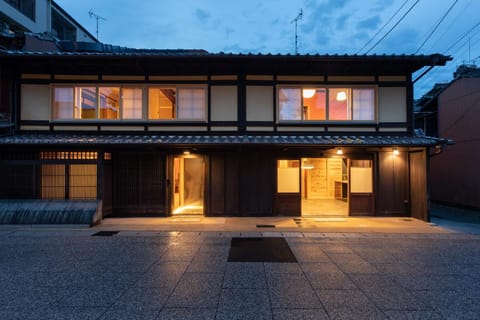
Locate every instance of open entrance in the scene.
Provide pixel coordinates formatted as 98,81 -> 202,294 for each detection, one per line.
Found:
172,155 -> 205,215
301,158 -> 348,217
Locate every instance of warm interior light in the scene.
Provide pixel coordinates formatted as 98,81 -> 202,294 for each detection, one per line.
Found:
393,148 -> 399,155
302,89 -> 316,98
183,150 -> 191,155
336,148 -> 343,155
302,161 -> 314,170
336,91 -> 347,101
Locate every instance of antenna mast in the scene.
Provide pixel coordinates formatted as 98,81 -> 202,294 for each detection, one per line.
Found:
88,9 -> 106,41
291,9 -> 303,54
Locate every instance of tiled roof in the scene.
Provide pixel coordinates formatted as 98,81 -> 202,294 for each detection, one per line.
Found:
0,133 -> 450,147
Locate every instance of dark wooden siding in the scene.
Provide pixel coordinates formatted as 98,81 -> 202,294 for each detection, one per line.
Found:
102,161 -> 112,216
238,150 -> 274,216
378,152 -> 409,216
208,152 -> 239,216
0,163 -> 36,199
113,153 -> 165,215
409,150 -> 428,221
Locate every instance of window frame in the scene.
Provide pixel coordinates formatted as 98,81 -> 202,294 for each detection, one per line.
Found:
277,85 -> 377,123
147,84 -> 207,121
51,84 -> 207,122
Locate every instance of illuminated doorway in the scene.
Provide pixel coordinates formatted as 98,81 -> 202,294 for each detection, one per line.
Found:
172,155 -> 205,215
301,157 -> 348,216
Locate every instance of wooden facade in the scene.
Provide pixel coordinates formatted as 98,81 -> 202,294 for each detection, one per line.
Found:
0,48 -> 452,221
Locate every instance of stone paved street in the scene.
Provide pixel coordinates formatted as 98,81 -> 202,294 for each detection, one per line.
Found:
0,229 -> 479,319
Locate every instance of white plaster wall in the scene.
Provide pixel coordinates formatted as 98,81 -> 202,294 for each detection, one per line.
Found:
21,84 -> 51,120
246,86 -> 273,121
378,87 -> 407,123
210,86 -> 237,121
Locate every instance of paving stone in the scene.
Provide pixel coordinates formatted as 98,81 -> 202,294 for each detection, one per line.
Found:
165,272 -> 223,308
223,262 -> 267,288
53,284 -> 128,307
0,306 -> 108,320
216,288 -> 272,319
267,273 -> 322,308
264,262 -> 303,274
384,310 -> 445,319
316,289 -> 386,319
156,308 -> 216,320
99,306 -> 160,320
272,308 -> 329,320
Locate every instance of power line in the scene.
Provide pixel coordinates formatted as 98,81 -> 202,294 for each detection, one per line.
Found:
365,0 -> 421,54
355,0 -> 410,54
444,19 -> 480,54
415,0 -> 459,54
424,0 -> 472,52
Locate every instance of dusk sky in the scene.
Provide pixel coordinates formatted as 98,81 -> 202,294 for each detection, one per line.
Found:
55,0 -> 480,98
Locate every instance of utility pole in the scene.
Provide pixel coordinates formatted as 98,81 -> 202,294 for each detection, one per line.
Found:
88,9 -> 106,41
291,9 -> 303,54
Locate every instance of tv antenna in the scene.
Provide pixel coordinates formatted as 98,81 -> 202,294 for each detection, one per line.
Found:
291,9 -> 303,54
88,9 -> 106,41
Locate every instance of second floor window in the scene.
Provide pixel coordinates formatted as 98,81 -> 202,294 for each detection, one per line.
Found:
148,87 -> 206,121
278,87 -> 375,121
6,0 -> 35,21
52,85 -> 206,121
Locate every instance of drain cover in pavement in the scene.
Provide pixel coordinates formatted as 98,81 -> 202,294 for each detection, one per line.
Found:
228,237 -> 297,262
92,231 -> 119,236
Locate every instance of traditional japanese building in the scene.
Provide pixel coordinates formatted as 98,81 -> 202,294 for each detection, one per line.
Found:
0,43 -> 451,224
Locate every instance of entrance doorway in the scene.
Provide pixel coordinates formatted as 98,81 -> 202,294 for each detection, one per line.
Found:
301,157 -> 348,217
172,155 -> 205,215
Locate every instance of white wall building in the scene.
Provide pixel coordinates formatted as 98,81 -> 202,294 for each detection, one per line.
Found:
0,0 -> 97,42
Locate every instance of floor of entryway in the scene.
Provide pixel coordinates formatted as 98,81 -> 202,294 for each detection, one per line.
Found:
302,198 -> 348,216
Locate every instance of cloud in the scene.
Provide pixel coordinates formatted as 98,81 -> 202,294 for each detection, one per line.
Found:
195,9 -> 210,23
357,15 -> 381,30
336,14 -> 350,30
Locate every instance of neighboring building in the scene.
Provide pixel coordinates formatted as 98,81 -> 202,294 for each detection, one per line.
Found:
0,43 -> 451,224
416,65 -> 480,210
0,0 -> 97,42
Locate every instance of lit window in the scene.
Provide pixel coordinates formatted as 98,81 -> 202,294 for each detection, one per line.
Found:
53,87 -> 74,119
122,88 -> 143,119
148,87 -> 206,120
278,86 -> 375,121
178,88 -> 206,120
148,87 -> 176,119
353,89 -> 375,120
74,87 -> 96,119
99,87 -> 120,119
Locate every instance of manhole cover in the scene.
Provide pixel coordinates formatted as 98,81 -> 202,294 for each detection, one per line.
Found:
92,231 -> 119,236
228,237 -> 297,262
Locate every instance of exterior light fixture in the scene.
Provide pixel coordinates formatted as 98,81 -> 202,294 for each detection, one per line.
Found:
183,150 -> 191,155
302,89 -> 316,98
336,148 -> 343,155
393,148 -> 399,155
336,91 -> 347,101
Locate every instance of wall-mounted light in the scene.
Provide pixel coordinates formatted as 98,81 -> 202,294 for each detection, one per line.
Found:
336,148 -> 343,155
393,148 -> 399,156
183,150 -> 191,155
302,89 -> 316,98
336,91 -> 347,101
